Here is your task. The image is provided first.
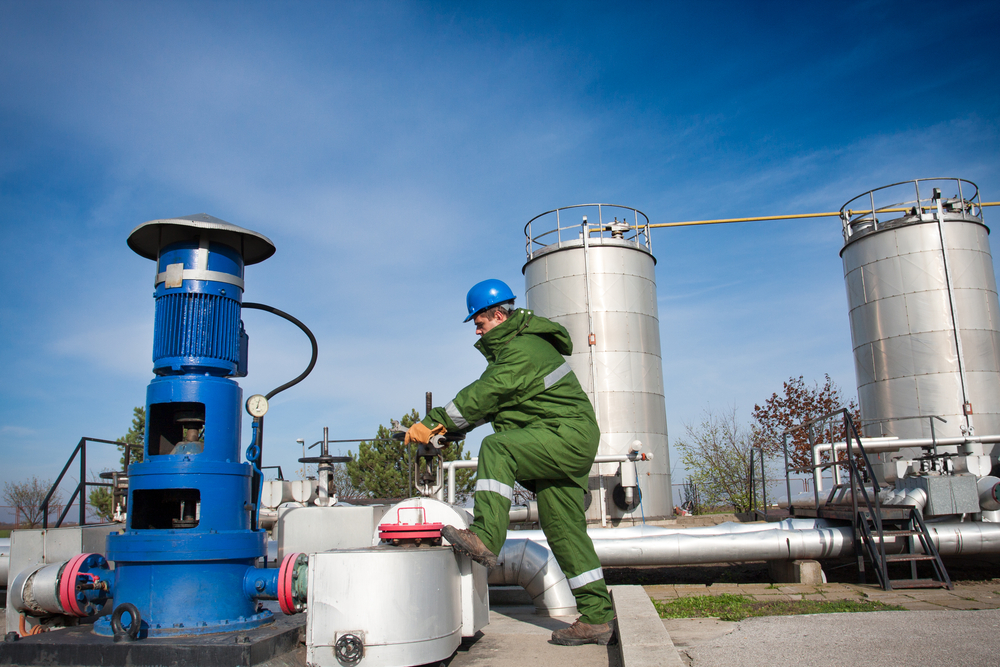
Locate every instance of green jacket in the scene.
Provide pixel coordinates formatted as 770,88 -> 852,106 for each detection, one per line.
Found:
424,308 -> 600,487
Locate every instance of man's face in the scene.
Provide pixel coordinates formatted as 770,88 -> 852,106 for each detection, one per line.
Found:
473,310 -> 504,336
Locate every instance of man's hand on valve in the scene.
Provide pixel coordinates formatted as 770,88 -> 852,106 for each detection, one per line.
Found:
404,422 -> 447,445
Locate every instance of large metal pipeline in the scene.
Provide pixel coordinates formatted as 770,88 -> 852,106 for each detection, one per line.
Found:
491,520 -> 1000,615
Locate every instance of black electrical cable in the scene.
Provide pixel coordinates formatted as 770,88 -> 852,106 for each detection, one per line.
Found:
241,302 -> 319,531
242,302 -> 319,400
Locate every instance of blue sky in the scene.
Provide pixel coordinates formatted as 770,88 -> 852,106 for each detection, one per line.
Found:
2,1 -> 999,503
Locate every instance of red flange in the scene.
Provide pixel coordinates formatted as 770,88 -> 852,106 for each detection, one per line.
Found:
58,553 -> 92,617
277,552 -> 304,615
378,522 -> 444,542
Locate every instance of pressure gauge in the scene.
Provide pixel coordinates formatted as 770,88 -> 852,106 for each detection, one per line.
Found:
246,394 -> 269,418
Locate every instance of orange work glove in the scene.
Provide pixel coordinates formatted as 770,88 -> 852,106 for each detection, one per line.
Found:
404,422 -> 446,445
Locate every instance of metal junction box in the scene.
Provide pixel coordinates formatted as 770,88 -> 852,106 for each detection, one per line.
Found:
898,474 -> 980,516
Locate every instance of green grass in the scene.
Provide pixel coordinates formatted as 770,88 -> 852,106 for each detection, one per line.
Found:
653,593 -> 905,622
0,529 -> 9,538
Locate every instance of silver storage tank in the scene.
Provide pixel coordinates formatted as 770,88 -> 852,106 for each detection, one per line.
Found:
840,179 -> 1000,456
524,204 -> 672,521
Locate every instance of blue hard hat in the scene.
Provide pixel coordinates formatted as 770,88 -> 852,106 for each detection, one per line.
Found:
464,279 -> 516,322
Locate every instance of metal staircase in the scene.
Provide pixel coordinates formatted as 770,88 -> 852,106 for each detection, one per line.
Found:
785,409 -> 952,591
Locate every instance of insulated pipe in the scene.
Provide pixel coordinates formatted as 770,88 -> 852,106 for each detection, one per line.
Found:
531,519 -> 1000,565
783,486 -> 928,513
811,435 -> 1000,493
489,538 -> 577,616
493,520 -> 1000,615
508,502 -> 539,524
445,453 -> 654,505
491,519 -> 833,615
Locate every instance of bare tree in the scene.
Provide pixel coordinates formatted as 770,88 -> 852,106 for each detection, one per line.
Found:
3,476 -> 61,528
674,407 -> 761,513
329,463 -> 364,500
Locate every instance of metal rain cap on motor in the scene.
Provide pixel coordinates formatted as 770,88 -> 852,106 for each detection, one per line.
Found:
464,279 -> 515,322
127,213 -> 276,265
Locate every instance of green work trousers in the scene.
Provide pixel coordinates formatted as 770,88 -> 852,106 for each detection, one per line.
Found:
470,426 -> 614,625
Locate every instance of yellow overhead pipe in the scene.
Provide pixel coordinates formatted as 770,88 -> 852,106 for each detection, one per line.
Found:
643,202 -> 1000,229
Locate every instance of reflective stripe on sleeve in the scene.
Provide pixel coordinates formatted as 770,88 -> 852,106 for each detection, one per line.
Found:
567,567 -> 604,590
544,362 -> 572,389
475,478 -> 514,502
445,401 -> 471,430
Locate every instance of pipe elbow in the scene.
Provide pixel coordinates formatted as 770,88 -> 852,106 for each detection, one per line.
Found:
978,476 -> 1000,512
491,539 -> 576,616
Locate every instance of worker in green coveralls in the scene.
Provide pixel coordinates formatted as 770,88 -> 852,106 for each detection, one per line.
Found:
404,279 -> 615,646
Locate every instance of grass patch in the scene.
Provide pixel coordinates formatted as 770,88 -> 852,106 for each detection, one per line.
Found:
0,529 -> 9,538
652,593 -> 905,622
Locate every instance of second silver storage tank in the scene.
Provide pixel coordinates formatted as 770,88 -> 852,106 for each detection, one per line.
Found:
840,178 -> 1000,455
524,204 -> 672,521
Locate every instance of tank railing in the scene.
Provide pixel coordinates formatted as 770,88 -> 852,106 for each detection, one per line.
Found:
839,178 -> 982,244
525,204 -> 651,260
40,437 -> 137,529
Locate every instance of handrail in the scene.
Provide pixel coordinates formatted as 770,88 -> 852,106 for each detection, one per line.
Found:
41,437 -> 138,529
748,447 -> 769,520
781,408 -> 890,587
839,178 -> 983,245
524,204 -> 651,260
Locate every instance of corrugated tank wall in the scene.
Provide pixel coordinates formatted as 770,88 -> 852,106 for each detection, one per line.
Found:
840,179 -> 1000,457
524,205 -> 671,521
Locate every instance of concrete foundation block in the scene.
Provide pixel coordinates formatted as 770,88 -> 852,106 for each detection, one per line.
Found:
768,559 -> 825,585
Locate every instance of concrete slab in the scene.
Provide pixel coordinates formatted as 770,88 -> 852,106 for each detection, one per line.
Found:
660,618 -> 736,647
683,609 -> 1000,667
448,606 -> 613,667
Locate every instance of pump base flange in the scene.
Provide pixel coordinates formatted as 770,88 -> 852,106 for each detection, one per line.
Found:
0,606 -> 303,667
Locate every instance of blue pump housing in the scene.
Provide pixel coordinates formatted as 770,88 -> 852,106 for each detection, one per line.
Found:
98,215 -> 276,637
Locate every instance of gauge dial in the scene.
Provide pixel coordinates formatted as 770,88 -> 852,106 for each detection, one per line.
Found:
246,394 -> 269,418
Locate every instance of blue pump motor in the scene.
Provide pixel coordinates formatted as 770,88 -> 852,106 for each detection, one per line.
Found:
96,214 -> 285,637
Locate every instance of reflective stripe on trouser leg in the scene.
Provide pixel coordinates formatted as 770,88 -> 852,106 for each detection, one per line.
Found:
470,433 -> 516,556
536,478 -> 614,625
567,567 -> 604,589
475,478 -> 514,501
470,427 -> 568,556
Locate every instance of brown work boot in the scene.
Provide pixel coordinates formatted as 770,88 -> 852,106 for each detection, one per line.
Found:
441,525 -> 497,568
550,619 -> 615,646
